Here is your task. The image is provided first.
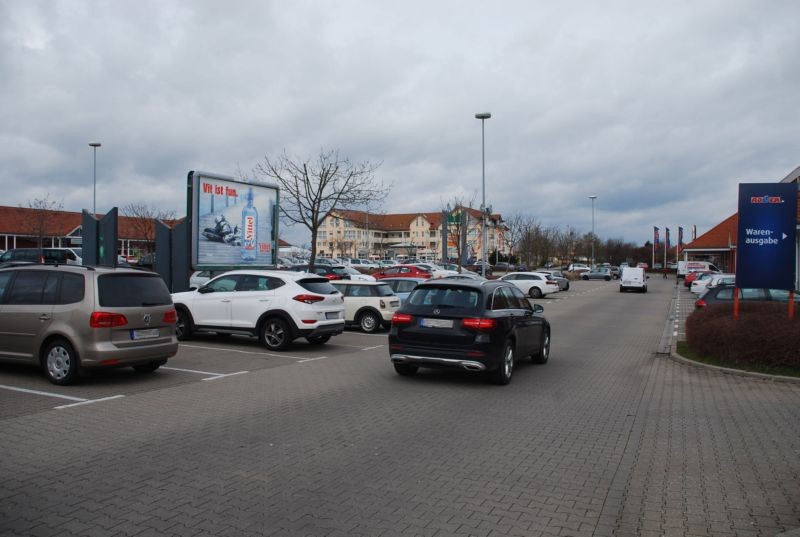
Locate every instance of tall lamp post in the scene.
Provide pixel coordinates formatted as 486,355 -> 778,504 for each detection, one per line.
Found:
475,112 -> 491,277
89,142 -> 101,215
589,195 -> 597,268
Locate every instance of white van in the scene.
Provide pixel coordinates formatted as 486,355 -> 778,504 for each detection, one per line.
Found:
677,261 -> 721,279
620,267 -> 648,293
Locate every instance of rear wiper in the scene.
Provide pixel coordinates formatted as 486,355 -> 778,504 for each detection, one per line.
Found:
141,301 -> 167,306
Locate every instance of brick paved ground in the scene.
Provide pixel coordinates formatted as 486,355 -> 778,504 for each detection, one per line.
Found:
0,276 -> 798,536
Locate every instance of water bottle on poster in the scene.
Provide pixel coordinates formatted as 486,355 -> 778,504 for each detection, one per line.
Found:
241,187 -> 258,261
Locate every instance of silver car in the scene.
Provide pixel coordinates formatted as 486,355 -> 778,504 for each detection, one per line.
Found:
0,264 -> 178,385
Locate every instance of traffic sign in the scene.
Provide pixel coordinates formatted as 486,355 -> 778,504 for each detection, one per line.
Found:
736,183 -> 797,290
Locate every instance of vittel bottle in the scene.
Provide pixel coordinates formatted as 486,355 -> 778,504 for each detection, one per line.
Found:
241,187 -> 258,261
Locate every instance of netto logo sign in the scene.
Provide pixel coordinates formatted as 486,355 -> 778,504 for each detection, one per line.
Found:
750,195 -> 784,204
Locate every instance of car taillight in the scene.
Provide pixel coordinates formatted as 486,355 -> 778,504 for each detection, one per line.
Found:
293,294 -> 325,304
462,318 -> 497,331
90,312 -> 128,328
162,309 -> 177,323
392,313 -> 414,325
695,299 -> 707,308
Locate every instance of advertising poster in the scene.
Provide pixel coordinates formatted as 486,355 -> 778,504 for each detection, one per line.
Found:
189,172 -> 279,268
736,182 -> 797,290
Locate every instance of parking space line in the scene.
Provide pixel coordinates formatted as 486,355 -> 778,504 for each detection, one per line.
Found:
362,345 -> 384,351
162,366 -> 249,381
180,343 -> 279,356
297,356 -> 328,363
55,395 -> 125,410
0,384 -> 87,402
201,371 -> 249,381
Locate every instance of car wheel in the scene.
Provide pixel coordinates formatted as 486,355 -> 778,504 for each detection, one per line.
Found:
42,339 -> 80,386
306,334 -> 331,345
564,282 -> 570,291
133,361 -> 164,373
358,310 -> 381,333
642,286 -> 648,293
393,363 -> 419,376
604,276 -> 611,281
261,317 -> 292,351
532,329 -> 550,364
581,275 -> 588,280
529,287 -> 543,299
491,341 -> 514,385
176,309 -> 193,341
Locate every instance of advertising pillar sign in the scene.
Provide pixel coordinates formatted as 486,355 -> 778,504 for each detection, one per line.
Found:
735,183 -> 797,290
188,171 -> 279,269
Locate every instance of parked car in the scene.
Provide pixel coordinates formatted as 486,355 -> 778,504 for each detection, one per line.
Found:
189,270 -> 229,290
330,280 -> 401,332
171,270 -> 345,350
690,272 -> 734,294
372,264 -> 432,280
440,272 -> 487,281
0,247 -> 82,265
339,266 -> 376,281
388,279 -> 551,385
286,264 -> 349,280
581,267 -> 614,281
567,263 -> 590,273
684,270 -> 713,288
493,262 -> 511,272
343,258 -> 379,269
535,269 -> 570,291
695,285 -> 800,309
464,261 -> 493,276
0,264 -> 178,385
380,277 -> 428,305
608,266 -> 621,279
413,263 -> 459,279
498,272 -> 560,298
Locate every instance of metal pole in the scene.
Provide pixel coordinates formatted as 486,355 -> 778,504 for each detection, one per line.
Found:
89,142 -> 101,215
475,113 -> 491,277
589,195 -> 597,268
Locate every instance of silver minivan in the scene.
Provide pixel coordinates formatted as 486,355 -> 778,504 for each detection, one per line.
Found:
0,264 -> 178,384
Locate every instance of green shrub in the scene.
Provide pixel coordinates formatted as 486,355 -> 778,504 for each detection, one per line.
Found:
685,302 -> 800,368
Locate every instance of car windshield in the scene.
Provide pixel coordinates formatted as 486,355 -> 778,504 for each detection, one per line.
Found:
406,286 -> 482,313
98,273 -> 172,307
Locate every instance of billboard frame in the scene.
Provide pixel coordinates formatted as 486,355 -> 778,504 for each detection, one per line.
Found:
187,171 -> 280,271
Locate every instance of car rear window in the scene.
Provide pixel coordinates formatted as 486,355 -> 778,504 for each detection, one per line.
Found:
297,278 -> 339,295
375,284 -> 394,297
98,273 -> 172,307
406,286 -> 482,313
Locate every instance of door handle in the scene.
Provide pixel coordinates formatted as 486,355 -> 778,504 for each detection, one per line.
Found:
39,314 -> 51,321
221,299 -> 231,303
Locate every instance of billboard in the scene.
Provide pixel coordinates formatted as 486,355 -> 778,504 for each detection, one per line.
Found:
736,183 -> 797,290
188,171 -> 279,269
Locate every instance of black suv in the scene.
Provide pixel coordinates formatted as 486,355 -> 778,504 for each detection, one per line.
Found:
388,279 -> 550,385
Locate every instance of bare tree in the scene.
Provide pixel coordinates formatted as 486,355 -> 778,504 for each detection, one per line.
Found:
21,194 -> 64,248
254,149 -> 388,269
121,203 -> 177,254
440,194 -> 478,268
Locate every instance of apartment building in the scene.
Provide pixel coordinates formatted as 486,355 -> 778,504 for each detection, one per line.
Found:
316,207 -> 506,261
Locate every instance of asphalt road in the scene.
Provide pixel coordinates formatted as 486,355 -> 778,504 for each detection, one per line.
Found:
1,277 -> 798,536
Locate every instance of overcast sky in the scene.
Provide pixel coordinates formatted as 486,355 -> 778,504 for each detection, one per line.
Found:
2,1 -> 798,247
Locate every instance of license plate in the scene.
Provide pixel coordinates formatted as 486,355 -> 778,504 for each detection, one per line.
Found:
325,312 -> 339,320
421,318 -> 453,328
131,328 -> 159,340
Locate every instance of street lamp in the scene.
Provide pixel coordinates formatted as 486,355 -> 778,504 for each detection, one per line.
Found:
89,142 -> 101,215
475,112 -> 491,277
589,195 -> 597,268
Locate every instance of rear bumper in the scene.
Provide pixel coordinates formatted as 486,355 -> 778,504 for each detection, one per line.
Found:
390,353 -> 487,372
296,321 -> 345,338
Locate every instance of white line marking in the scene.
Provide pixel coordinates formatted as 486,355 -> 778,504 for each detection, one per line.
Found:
163,366 -> 232,376
361,345 -> 384,351
297,356 -> 328,363
201,371 -> 249,381
179,343 -> 317,360
55,395 -> 125,409
0,384 -> 87,402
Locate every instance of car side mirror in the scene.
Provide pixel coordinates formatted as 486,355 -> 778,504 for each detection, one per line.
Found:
198,286 -> 214,294
532,304 -> 544,314
646,276 -> 650,280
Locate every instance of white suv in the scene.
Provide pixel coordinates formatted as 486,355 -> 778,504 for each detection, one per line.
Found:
330,280 -> 400,333
171,270 -> 345,350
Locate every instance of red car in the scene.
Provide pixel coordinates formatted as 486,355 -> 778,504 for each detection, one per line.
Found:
372,264 -> 432,280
